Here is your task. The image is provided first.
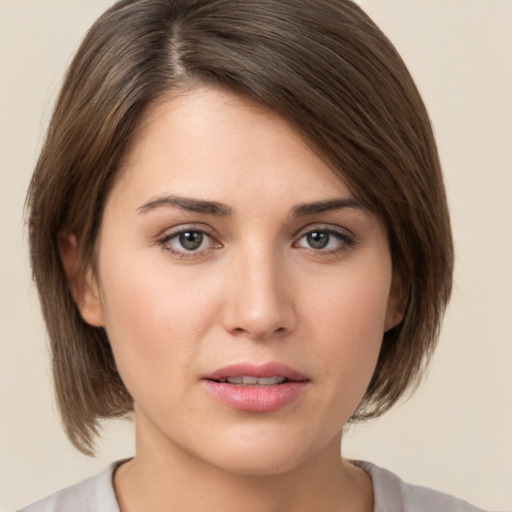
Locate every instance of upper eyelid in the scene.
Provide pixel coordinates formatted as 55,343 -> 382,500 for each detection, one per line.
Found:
155,221 -> 356,244
158,224 -> 217,239
292,225 -> 357,251
157,227 -> 220,258
157,224 -> 353,240
293,223 -> 355,239
157,226 -> 221,254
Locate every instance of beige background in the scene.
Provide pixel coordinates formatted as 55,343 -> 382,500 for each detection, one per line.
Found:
1,1 -> 511,510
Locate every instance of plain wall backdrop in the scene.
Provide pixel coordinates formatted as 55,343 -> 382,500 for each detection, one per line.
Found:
1,1 -> 511,510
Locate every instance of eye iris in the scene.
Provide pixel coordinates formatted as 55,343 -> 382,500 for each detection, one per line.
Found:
179,231 -> 203,250
307,231 -> 329,249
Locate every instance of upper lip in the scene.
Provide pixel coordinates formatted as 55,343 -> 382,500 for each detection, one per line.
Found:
202,362 -> 309,382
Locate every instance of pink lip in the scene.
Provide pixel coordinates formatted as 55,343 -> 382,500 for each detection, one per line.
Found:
201,363 -> 310,413
203,362 -> 309,381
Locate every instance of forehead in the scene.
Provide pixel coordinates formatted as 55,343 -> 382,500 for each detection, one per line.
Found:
113,86 -> 354,210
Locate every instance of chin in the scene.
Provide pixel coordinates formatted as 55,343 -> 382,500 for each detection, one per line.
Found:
193,426 -> 332,477
211,450 -> 308,477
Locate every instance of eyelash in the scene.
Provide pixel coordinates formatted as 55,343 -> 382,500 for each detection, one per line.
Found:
293,227 -> 356,256
157,225 -> 356,259
157,226 -> 219,259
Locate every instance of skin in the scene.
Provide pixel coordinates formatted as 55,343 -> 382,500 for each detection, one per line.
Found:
67,87 -> 403,511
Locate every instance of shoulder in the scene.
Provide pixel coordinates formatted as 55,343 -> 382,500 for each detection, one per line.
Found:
354,461 -> 486,512
15,462 -> 121,512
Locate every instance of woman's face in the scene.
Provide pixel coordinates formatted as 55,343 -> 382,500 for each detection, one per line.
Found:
79,87 -> 401,475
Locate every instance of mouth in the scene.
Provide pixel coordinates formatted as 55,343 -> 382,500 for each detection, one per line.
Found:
214,376 -> 289,386
201,363 -> 310,412
203,362 -> 309,382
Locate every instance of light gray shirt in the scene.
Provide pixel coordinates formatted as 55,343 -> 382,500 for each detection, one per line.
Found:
16,460 -> 487,512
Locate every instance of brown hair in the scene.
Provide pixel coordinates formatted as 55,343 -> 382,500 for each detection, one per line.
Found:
27,0 -> 453,454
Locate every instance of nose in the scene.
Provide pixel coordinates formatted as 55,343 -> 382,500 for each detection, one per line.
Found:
221,249 -> 298,340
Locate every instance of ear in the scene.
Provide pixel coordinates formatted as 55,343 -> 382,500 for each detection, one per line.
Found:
58,232 -> 105,327
384,271 -> 407,332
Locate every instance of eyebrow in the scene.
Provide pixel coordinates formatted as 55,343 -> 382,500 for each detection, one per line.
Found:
137,194 -> 363,217
137,195 -> 232,216
290,197 -> 363,216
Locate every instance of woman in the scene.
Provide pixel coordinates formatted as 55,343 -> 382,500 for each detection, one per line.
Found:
18,0 -> 483,510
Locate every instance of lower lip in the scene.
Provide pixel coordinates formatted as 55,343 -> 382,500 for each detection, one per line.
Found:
202,380 -> 309,412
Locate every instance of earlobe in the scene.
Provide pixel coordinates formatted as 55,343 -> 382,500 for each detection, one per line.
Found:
58,232 -> 105,327
384,271 -> 407,332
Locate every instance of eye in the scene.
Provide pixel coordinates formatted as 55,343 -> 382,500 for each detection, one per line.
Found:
158,228 -> 220,257
303,231 -> 331,249
294,227 -> 355,253
175,231 -> 206,251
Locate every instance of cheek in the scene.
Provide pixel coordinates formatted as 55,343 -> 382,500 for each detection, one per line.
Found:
305,264 -> 391,346
301,263 -> 391,399
96,255 -> 220,398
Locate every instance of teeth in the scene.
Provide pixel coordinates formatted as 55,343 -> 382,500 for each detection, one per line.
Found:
218,376 -> 287,386
257,377 -> 286,385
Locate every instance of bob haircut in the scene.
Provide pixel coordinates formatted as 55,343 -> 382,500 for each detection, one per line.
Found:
27,0 -> 453,455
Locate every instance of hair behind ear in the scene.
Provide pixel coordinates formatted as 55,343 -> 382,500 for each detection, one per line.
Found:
384,270 -> 407,333
58,232 -> 105,328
